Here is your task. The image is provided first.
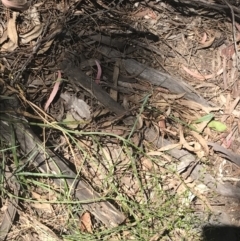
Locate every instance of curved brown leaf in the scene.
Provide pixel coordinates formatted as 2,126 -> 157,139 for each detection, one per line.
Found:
2,0 -> 29,11
7,13 -> 18,45
20,24 -> 43,44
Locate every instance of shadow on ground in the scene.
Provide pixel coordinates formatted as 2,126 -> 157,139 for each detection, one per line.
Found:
202,225 -> 240,241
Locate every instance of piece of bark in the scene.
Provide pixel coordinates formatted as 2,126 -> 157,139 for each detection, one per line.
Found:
144,128 -> 240,199
0,114 -> 126,227
208,142 -> 240,167
89,35 -> 126,51
0,168 -> 20,241
98,46 -> 210,106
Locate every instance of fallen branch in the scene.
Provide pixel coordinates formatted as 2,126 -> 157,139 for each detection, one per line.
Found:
0,101 -> 126,228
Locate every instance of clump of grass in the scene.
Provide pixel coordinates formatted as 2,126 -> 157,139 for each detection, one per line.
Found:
0,94 -> 210,240
0,119 -> 204,241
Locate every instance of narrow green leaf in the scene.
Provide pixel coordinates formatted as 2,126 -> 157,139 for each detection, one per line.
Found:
193,113 -> 214,124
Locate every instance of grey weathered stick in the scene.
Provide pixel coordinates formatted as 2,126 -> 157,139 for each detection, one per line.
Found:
97,46 -> 210,106
0,115 -> 125,227
208,142 -> 240,167
0,168 -> 20,241
60,56 -> 127,116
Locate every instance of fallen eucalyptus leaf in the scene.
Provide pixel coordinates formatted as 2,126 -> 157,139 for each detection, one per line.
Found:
0,31 -> 8,45
0,23 -> 4,37
20,24 -> 43,44
7,12 -> 18,45
63,111 -> 79,129
60,92 -> 91,121
1,40 -> 18,52
29,6 -> 41,25
1,0 -> 29,11
197,36 -> 215,50
37,39 -> 54,55
80,211 -> 93,233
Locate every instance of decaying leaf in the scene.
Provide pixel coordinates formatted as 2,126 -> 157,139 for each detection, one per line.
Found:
179,127 -> 199,152
80,211 -> 93,233
1,40 -> 18,52
1,6 -> 43,51
197,36 -> 215,50
30,191 -> 53,213
19,6 -> 42,44
2,0 -> 30,11
60,92 -> 91,121
44,70 -> 62,111
161,92 -> 186,100
190,131 -> 209,155
182,64 -> 223,81
29,6 -> 41,25
95,59 -> 102,84
158,119 -> 166,129
199,32 -> 207,44
157,143 -> 182,152
20,24 -> 43,44
7,12 -> 18,45
0,23 -> 4,37
37,39 -> 54,54
0,31 -> 8,45
178,99 -> 221,114
31,202 -> 52,213
62,111 -> 79,129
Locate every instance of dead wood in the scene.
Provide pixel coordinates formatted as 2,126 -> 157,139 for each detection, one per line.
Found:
98,46 -> 210,106
0,110 -> 126,228
59,55 -> 128,116
0,167 -> 20,241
